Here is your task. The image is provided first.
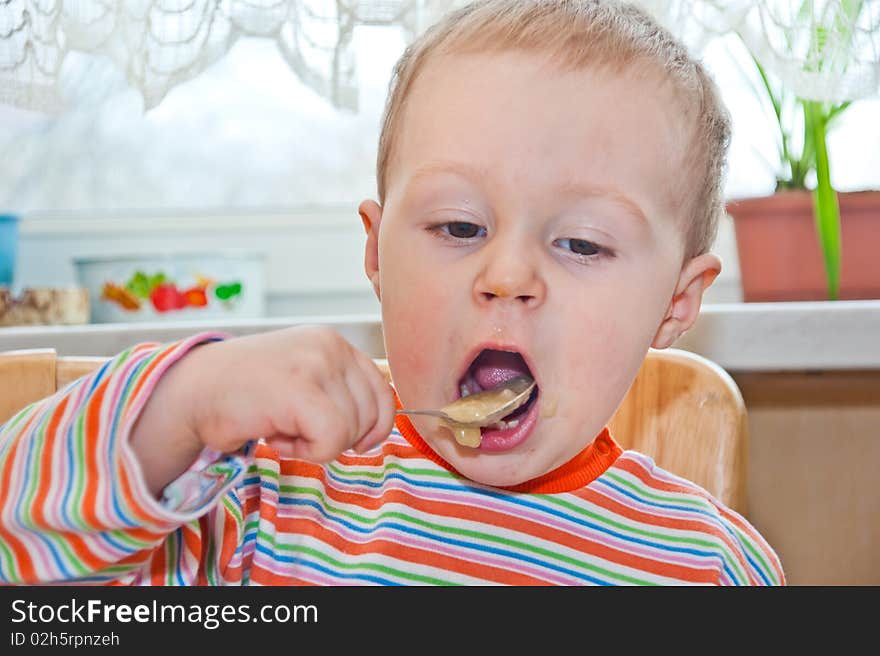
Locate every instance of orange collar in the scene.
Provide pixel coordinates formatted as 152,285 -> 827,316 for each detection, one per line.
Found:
393,391 -> 622,494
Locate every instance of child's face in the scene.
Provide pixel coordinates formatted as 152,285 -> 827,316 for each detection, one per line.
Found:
361,51 -> 719,487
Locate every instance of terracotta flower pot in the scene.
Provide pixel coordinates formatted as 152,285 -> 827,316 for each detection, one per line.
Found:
726,189 -> 880,302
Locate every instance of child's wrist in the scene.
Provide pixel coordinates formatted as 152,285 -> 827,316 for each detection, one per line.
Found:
169,341 -> 217,451
129,340 -> 220,497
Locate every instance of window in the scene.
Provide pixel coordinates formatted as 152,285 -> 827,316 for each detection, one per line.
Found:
2,14 -> 876,313
0,26 -> 406,214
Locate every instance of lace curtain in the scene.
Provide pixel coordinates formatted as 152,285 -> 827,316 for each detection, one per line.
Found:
0,0 -> 453,112
640,0 -> 880,103
1,0 -> 878,113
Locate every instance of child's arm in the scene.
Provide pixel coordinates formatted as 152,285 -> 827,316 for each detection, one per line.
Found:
0,327 -> 395,584
129,326 -> 396,496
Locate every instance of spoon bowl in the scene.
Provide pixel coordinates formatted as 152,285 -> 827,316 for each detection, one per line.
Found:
396,375 -> 536,428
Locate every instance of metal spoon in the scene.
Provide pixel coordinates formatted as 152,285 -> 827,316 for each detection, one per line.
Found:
396,375 -> 536,428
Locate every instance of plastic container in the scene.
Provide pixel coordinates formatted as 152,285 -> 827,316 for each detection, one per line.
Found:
0,214 -> 19,287
73,251 -> 266,323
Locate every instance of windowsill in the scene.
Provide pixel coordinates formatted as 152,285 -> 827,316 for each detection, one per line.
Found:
673,299 -> 880,371
1,300 -> 879,372
0,314 -> 387,359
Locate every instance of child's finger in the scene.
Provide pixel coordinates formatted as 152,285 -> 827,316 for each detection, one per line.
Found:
351,355 -> 396,453
342,364 -> 380,446
324,370 -> 364,444
271,383 -> 353,463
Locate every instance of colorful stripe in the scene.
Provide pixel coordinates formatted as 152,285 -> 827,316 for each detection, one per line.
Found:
0,334 -> 784,586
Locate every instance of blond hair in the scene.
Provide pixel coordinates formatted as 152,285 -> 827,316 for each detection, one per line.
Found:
376,0 -> 731,258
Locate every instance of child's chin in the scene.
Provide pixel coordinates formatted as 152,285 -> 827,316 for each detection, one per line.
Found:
446,453 -> 540,488
455,465 -> 530,489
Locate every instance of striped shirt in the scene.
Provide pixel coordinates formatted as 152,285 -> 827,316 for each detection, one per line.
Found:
0,334 -> 784,586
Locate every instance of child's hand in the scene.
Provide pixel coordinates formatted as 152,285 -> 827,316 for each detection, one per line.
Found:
190,327 -> 395,460
131,327 -> 396,495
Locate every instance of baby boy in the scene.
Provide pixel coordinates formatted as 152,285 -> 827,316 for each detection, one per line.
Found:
1,0 -> 784,585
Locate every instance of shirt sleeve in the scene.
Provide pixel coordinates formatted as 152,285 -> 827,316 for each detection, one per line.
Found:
0,332 -> 252,585
715,506 -> 786,586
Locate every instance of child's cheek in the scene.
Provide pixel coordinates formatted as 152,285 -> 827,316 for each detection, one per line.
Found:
382,281 -> 453,391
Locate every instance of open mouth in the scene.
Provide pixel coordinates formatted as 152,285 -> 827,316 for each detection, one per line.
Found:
456,348 -> 541,450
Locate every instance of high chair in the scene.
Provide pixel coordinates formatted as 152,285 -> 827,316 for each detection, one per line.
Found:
0,345 -> 748,514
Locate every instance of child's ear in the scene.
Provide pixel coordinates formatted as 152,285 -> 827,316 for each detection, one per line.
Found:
359,199 -> 383,300
651,253 -> 721,349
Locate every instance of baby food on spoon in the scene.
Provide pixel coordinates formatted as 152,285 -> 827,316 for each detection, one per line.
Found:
439,374 -> 535,448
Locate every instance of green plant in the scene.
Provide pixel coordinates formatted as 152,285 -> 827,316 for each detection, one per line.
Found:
738,0 -> 868,300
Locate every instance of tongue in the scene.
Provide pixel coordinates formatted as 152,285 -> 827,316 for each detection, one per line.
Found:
471,350 -> 532,390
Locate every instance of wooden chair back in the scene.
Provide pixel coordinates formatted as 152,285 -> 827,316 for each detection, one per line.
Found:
608,349 -> 748,515
0,346 -> 747,514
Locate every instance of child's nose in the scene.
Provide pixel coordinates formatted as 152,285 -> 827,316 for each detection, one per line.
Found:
473,242 -> 545,309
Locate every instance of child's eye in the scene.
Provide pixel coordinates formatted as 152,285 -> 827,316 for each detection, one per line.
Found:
553,237 -> 608,260
431,222 -> 487,240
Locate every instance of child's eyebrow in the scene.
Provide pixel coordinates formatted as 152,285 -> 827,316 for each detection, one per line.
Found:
554,180 -> 649,227
405,160 -> 648,228
406,160 -> 487,189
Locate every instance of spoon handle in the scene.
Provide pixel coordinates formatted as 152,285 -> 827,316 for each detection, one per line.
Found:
395,409 -> 451,421
396,409 -> 486,428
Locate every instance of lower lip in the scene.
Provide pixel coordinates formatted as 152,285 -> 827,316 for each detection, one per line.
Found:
477,393 -> 540,453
